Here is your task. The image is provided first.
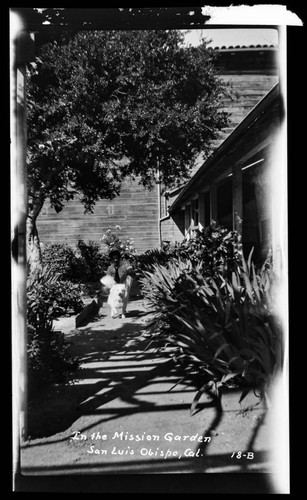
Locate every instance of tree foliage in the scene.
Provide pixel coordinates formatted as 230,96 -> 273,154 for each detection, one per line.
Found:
26,29 -> 229,214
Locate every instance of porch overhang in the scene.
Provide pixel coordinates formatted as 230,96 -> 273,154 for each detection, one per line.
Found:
169,82 -> 281,214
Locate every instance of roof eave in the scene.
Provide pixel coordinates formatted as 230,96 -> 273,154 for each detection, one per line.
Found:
169,82 -> 280,214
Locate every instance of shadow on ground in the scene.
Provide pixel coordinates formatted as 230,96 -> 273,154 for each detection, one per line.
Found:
26,312 -> 179,439
24,294 -> 271,479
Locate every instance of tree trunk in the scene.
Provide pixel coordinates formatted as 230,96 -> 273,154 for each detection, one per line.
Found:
26,215 -> 42,274
26,196 -> 45,274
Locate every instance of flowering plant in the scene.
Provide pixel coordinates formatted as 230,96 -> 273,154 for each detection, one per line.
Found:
100,225 -> 136,259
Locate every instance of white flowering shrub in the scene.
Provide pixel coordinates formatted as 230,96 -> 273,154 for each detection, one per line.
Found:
100,225 -> 136,260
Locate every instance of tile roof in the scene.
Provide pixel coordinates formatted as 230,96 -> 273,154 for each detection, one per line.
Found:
212,44 -> 277,51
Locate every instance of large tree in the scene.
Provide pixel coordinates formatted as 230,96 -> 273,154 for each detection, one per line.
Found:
26,29 -> 229,271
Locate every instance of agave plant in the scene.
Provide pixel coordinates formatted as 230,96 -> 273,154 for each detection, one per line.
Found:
134,247 -> 170,277
139,251 -> 283,414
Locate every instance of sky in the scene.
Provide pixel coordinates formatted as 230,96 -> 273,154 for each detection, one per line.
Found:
182,3 -> 302,49
184,28 -> 279,49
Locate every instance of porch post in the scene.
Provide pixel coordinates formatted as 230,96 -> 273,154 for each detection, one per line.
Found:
210,183 -> 217,224
184,204 -> 191,237
198,193 -> 205,230
232,162 -> 243,236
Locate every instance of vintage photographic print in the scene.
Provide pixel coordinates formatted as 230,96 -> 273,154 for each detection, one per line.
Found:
10,5 -> 301,494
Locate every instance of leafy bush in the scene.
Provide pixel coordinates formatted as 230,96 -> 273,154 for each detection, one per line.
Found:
75,238 -> 109,282
42,227 -> 137,286
27,267 -> 81,397
42,242 -> 84,282
27,322 -> 79,398
139,252 -> 282,413
135,224 -> 242,279
100,225 -> 136,261
42,240 -> 109,283
27,266 -> 84,323
168,225 -> 242,277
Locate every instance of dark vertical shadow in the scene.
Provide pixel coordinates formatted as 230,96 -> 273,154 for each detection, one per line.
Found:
193,395 -> 223,472
240,409 -> 268,472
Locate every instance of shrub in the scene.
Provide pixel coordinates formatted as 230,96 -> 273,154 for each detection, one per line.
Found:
27,322 -> 79,398
100,225 -> 136,261
135,224 -> 242,279
42,242 -> 84,282
42,240 -> 109,283
42,227 -> 137,285
167,225 -> 242,278
27,267 -> 81,397
139,252 -> 282,413
75,238 -> 109,282
27,266 -> 84,323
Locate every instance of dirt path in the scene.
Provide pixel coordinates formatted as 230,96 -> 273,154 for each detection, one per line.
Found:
20,298 -> 275,478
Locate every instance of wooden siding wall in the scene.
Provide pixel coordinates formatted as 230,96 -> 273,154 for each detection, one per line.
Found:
207,73 -> 279,153
161,212 -> 185,244
37,177 -> 160,254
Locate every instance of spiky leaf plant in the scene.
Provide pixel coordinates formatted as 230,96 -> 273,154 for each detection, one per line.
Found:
139,252 -> 282,414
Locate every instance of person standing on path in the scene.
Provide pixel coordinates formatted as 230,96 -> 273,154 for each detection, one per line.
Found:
106,248 -> 134,284
97,248 -> 134,311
